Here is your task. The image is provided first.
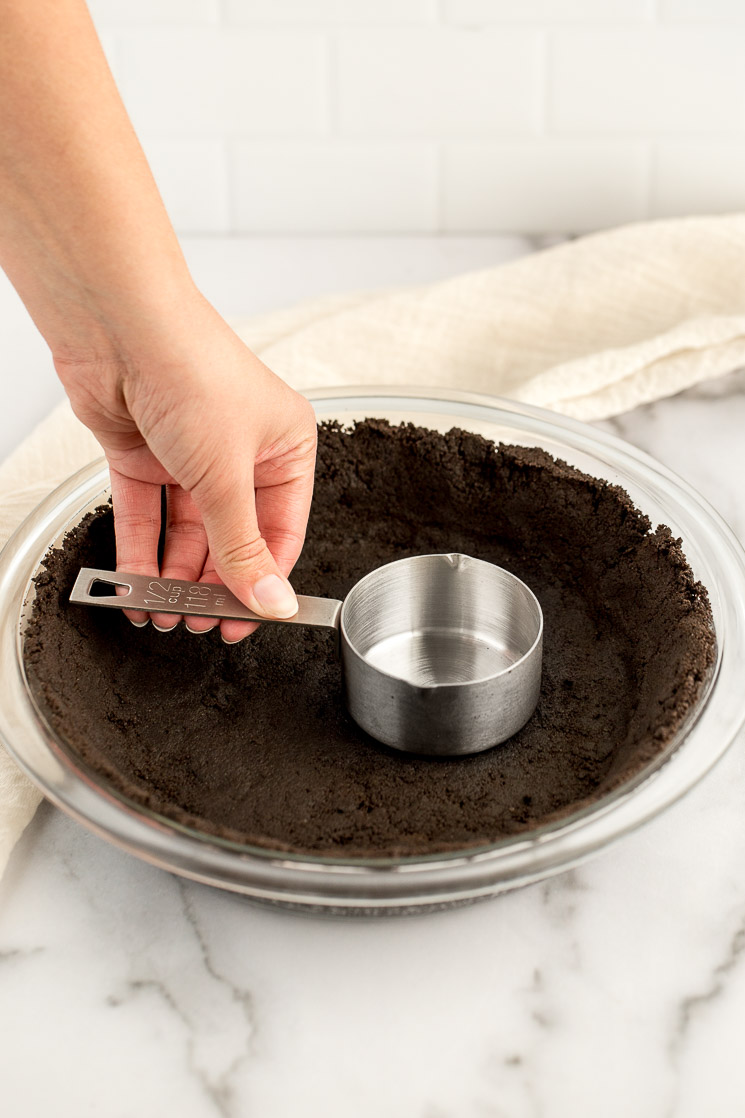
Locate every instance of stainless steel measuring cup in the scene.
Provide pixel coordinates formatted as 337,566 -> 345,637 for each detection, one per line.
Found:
71,554 -> 543,756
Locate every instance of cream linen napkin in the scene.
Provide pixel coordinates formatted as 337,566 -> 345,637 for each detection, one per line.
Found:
1,214 -> 744,877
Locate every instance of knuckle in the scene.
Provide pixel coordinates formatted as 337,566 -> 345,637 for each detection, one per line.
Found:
115,511 -> 160,536
257,430 -> 317,480
162,542 -> 207,573
219,536 -> 270,572
271,525 -> 305,549
187,456 -> 231,506
298,407 -> 318,445
297,396 -> 317,427
165,516 -> 205,541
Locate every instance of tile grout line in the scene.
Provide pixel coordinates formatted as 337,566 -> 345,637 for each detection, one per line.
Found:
646,138 -> 657,221
326,31 -> 338,138
434,141 -> 444,235
225,139 -> 239,236
540,28 -> 551,138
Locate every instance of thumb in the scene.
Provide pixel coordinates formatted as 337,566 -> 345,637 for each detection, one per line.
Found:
192,466 -> 298,620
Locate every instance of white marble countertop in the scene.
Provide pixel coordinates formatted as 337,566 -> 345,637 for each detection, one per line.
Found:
1,237 -> 745,1118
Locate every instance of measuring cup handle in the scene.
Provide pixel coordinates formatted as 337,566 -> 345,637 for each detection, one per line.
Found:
288,595 -> 342,631
69,568 -> 343,632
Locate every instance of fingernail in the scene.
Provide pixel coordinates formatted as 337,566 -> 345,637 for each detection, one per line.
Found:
252,574 -> 298,619
130,618 -> 149,629
152,621 -> 178,633
221,634 -> 245,645
185,624 -> 211,635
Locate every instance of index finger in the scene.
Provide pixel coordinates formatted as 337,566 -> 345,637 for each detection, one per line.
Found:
110,467 -> 162,626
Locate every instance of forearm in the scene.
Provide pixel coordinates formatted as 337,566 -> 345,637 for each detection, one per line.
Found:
0,0 -> 194,361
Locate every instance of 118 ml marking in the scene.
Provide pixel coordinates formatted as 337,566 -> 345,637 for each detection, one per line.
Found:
144,580 -> 228,611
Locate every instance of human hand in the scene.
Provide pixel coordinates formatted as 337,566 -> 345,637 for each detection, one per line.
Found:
0,0 -> 316,639
55,294 -> 317,643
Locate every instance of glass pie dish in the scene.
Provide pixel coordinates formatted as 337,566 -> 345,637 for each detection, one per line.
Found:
1,386 -> 745,916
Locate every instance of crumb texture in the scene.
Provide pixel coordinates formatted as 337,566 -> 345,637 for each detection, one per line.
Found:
23,420 -> 715,857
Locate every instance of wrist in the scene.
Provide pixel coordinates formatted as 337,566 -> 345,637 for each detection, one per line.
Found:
48,266 -> 204,369
52,277 -> 201,365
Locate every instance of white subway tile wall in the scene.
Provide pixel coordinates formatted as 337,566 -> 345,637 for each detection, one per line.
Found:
223,1 -> 438,24
231,144 -> 438,232
659,0 -> 745,20
88,1 -> 221,24
441,141 -> 649,232
442,1 -> 654,22
551,30 -> 745,133
652,143 -> 745,217
89,1 -> 745,234
114,30 -> 329,137
336,30 -> 542,135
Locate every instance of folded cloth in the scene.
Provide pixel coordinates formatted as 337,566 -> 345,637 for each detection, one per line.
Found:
233,215 -> 745,419
1,214 -> 744,877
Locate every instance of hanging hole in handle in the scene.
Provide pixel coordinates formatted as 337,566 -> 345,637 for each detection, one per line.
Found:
88,578 -> 131,599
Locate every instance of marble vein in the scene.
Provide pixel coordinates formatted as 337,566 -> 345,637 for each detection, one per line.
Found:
177,881 -> 258,1117
665,912 -> 745,1118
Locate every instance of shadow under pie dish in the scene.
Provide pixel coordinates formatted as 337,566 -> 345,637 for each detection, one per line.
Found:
2,388 -> 744,915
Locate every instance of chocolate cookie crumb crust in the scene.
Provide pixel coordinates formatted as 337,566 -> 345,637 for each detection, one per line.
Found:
23,420 -> 716,858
